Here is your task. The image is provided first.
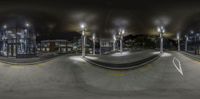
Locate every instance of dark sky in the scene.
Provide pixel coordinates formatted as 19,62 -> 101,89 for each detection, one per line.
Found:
0,0 -> 200,39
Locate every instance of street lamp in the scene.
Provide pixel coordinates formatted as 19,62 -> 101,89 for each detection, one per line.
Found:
2,25 -> 7,56
157,26 -> 165,54
24,22 -> 31,39
190,30 -> 194,34
81,24 -> 86,57
119,29 -> 125,54
25,23 -> 30,28
113,34 -> 116,51
177,32 -> 180,51
185,35 -> 188,52
92,33 -> 96,55
3,25 -> 7,39
24,23 -> 31,54
3,25 -> 7,29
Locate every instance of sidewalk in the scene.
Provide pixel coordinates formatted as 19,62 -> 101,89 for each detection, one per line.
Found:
0,53 -> 63,65
181,51 -> 200,61
86,50 -> 157,64
84,50 -> 160,69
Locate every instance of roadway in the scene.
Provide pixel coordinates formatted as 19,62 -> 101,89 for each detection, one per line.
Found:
0,51 -> 199,99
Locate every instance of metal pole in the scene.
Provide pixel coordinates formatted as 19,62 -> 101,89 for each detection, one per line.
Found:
99,39 -> 101,55
160,33 -> 163,53
113,40 -> 115,51
197,35 -> 200,55
195,36 -> 197,55
93,39 -> 95,55
120,36 -> 123,54
178,39 -> 180,51
82,31 -> 86,57
198,37 -> 200,55
185,37 -> 188,52
198,37 -> 199,55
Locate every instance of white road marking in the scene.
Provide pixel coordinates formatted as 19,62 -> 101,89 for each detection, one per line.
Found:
172,57 -> 183,76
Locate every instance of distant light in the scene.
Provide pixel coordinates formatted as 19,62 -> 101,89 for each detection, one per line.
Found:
24,29 -> 27,32
161,26 -> 164,30
162,29 -> 165,33
82,31 -> 85,36
3,25 -> 7,29
93,33 -> 95,40
157,26 -> 165,33
122,29 -> 125,34
177,33 -> 180,40
157,27 -> 161,32
190,30 -> 194,34
25,23 -> 30,27
118,31 -> 121,35
196,33 -> 200,37
185,35 -> 188,40
113,35 -> 116,41
80,23 -> 86,36
80,24 -> 85,29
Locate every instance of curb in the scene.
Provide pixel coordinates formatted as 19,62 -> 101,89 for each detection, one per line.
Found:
181,52 -> 200,62
0,57 -> 58,65
0,54 -> 72,65
83,55 -> 160,70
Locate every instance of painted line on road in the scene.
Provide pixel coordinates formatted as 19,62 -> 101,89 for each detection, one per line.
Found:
108,71 -> 127,77
172,57 -> 183,76
110,73 -> 127,77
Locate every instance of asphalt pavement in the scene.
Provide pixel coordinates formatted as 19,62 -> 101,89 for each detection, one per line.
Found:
0,51 -> 199,99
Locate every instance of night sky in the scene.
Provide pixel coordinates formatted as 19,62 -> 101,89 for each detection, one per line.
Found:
0,0 -> 200,40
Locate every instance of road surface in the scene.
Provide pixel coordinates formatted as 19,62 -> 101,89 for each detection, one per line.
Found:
0,51 -> 199,99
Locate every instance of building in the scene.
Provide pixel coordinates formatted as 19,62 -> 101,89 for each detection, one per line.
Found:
99,39 -> 114,54
39,40 -> 72,54
0,19 -> 37,58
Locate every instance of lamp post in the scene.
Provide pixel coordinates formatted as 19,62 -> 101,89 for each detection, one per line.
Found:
81,24 -> 86,57
99,39 -> 102,55
3,25 -> 7,29
196,33 -> 200,55
185,35 -> 188,52
190,30 -> 199,55
25,23 -> 30,27
92,33 -> 95,55
119,29 -> 125,54
25,23 -> 31,54
190,30 -> 195,54
25,23 -> 30,38
177,33 -> 180,51
195,33 -> 197,55
157,26 -> 165,54
2,25 -> 7,56
113,34 -> 116,51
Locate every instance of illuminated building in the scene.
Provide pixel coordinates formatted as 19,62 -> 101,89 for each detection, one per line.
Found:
0,18 -> 36,58
39,40 -> 72,53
